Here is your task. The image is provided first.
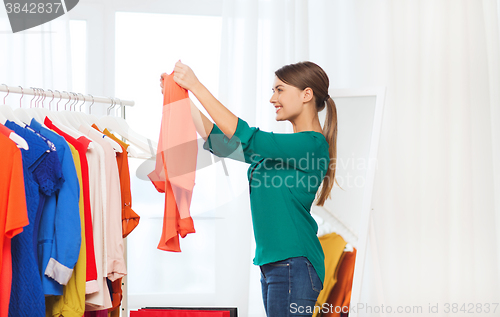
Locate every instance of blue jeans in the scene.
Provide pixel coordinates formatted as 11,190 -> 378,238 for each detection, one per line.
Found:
260,256 -> 323,316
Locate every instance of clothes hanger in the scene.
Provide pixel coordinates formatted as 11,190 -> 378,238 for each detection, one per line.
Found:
98,98 -> 156,158
94,98 -> 141,158
0,110 -> 7,124
59,92 -> 84,129
31,88 -> 50,123
344,243 -> 354,252
76,93 -> 96,126
77,96 -> 122,153
0,84 -> 27,126
44,91 -> 94,150
14,86 -> 43,124
85,94 -> 102,127
0,123 -> 29,150
0,85 -> 29,149
21,87 -> 42,122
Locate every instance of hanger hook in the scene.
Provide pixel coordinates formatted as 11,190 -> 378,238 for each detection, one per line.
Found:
18,86 -> 23,108
55,90 -> 61,111
41,88 -> 47,108
34,88 -> 40,108
36,88 -> 43,108
107,97 -> 115,115
113,97 -> 121,116
2,84 -> 9,104
47,89 -> 54,111
78,93 -> 86,112
73,92 -> 80,111
30,87 -> 37,108
70,92 -> 78,111
62,91 -> 71,110
68,92 -> 75,111
73,93 -> 79,111
38,88 -> 45,108
54,90 -> 62,111
88,94 -> 95,114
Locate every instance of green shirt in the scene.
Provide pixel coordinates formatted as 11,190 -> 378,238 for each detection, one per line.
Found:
203,117 -> 330,284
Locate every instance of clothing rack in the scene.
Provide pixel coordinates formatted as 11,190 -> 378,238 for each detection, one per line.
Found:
0,84 -> 135,107
1,82 -> 133,316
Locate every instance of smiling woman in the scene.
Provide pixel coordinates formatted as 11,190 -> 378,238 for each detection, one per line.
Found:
176,60 -> 339,316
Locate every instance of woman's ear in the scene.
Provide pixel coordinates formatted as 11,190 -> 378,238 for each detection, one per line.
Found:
302,87 -> 314,103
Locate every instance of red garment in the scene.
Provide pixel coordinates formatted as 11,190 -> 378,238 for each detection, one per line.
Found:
0,131 -> 29,317
131,309 -> 230,317
323,248 -> 357,317
148,70 -> 197,252
84,310 -> 109,317
44,117 -> 98,286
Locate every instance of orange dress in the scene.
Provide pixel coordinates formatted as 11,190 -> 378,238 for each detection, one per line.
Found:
0,129 -> 29,317
148,70 -> 197,252
323,248 -> 357,317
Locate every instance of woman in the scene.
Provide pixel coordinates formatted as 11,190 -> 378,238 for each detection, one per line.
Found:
160,60 -> 339,316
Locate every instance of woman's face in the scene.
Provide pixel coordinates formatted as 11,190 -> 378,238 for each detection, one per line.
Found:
270,76 -> 305,122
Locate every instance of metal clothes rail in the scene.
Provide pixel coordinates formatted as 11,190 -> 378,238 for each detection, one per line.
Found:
0,84 -> 135,108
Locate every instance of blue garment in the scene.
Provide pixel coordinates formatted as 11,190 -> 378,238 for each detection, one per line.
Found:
29,119 -> 81,296
260,256 -> 323,317
4,120 -> 62,317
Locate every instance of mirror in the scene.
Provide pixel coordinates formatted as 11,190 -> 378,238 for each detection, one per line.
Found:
312,88 -> 386,316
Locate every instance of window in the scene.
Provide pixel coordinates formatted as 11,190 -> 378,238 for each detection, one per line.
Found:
69,20 -> 87,93
115,12 -> 222,309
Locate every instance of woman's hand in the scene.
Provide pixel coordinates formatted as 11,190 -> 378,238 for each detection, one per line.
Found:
173,60 -> 201,93
159,72 -> 167,94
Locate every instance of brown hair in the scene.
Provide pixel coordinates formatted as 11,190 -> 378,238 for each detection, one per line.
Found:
275,61 -> 341,206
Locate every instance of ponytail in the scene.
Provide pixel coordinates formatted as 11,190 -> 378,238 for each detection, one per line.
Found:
315,96 -> 342,206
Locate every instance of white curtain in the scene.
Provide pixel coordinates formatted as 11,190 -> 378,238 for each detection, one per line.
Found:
218,0 -> 500,316
0,12 -> 73,105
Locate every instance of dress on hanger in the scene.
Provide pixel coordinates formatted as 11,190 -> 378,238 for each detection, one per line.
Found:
28,119 -> 81,297
79,125 -> 126,283
96,126 -> 140,238
40,117 -> 99,291
323,247 -> 357,317
148,71 -> 197,252
45,144 -> 87,317
4,120 -> 64,317
312,232 -> 347,317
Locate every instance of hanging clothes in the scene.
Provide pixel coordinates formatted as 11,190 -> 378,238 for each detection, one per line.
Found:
79,124 -> 124,311
1,101 -> 137,316
323,247 -> 357,317
148,71 -> 197,252
34,118 -> 81,296
98,126 -> 140,238
79,125 -> 126,282
38,117 -> 99,292
91,125 -> 139,316
0,129 -> 29,317
45,143 -> 87,317
312,232 -> 347,317
4,120 -> 64,317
